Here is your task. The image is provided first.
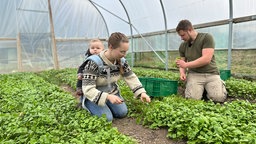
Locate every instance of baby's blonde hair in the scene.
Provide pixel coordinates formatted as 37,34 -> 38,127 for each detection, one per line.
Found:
89,39 -> 103,47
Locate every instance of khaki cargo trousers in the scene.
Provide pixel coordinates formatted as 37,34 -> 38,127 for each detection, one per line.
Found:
185,73 -> 227,102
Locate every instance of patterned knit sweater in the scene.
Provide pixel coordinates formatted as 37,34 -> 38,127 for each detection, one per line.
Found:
82,50 -> 146,106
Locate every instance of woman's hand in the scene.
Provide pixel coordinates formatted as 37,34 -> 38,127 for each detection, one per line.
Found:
107,94 -> 124,104
140,93 -> 151,103
76,88 -> 83,96
77,73 -> 83,80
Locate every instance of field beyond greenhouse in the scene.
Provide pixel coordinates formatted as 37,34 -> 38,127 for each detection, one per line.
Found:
1,68 -> 256,143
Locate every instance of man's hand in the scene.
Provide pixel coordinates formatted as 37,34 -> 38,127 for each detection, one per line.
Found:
140,93 -> 151,103
176,59 -> 187,69
180,73 -> 186,81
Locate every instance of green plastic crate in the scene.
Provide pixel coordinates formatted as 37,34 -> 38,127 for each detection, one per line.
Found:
220,70 -> 231,81
139,77 -> 178,97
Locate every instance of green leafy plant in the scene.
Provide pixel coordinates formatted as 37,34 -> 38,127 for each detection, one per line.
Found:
16,67 -> 256,143
226,78 -> 256,98
0,72 -> 136,143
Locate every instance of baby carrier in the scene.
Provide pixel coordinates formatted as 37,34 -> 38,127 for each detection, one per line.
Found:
81,55 -> 126,110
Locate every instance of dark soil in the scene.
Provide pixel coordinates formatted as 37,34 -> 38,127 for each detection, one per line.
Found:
112,117 -> 186,144
61,84 -> 78,99
60,84 -> 186,144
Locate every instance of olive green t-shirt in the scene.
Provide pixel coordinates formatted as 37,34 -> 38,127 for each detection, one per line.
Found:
179,33 -> 219,74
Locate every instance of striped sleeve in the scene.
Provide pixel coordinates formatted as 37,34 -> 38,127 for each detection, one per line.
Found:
122,61 -> 146,97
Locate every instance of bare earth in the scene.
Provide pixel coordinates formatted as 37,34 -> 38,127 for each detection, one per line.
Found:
61,85 -> 186,144
112,117 -> 185,144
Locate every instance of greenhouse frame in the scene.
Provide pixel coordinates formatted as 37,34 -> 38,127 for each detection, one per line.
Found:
0,0 -> 256,75
2,1 -> 256,143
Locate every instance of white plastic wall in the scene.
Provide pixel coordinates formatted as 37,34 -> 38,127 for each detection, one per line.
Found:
0,0 -> 256,73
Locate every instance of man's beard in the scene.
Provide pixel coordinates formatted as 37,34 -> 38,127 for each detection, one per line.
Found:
186,32 -> 193,43
187,36 -> 193,47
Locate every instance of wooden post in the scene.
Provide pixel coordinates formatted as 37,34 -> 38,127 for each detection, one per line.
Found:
48,0 -> 59,69
0,38 -> 16,40
17,33 -> 23,71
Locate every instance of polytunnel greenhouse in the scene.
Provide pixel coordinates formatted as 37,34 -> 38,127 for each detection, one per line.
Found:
1,0 -> 256,143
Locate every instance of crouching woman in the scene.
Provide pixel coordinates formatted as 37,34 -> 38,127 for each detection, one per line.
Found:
82,32 -> 151,121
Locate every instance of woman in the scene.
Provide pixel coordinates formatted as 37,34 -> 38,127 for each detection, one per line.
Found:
82,32 -> 151,121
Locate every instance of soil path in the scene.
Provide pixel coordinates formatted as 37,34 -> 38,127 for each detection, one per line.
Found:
112,117 -> 185,144
61,84 -> 185,144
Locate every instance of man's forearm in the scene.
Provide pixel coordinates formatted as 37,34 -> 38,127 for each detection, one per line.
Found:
186,56 -> 211,68
179,67 -> 186,75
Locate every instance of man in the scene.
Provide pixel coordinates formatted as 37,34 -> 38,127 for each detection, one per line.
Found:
175,19 -> 227,102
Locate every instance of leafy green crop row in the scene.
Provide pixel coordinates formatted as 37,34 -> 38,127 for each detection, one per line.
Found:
34,68 -> 256,143
37,68 -> 77,89
226,78 -> 256,99
119,83 -> 256,143
119,68 -> 256,143
43,67 -> 256,99
135,67 -> 256,98
38,67 -> 180,89
148,98 -> 256,143
0,72 -> 135,143
134,68 -> 256,99
40,67 -> 256,100
133,67 -> 180,81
